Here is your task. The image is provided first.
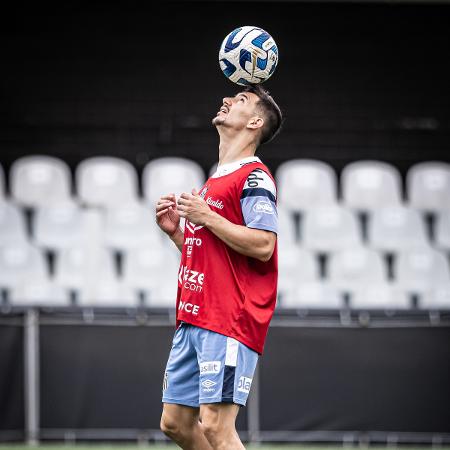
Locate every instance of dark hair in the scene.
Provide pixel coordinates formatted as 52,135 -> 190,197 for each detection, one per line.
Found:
244,84 -> 283,145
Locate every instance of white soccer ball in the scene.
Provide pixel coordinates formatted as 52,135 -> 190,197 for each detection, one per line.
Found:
219,26 -> 279,86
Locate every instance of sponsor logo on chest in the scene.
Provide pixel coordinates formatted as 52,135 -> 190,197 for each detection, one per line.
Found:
206,196 -> 224,209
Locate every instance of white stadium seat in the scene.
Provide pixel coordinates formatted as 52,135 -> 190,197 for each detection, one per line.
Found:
54,246 -> 117,290
283,282 -> 343,309
10,155 -> 72,207
420,284 -> 450,309
302,206 -> 362,252
394,247 -> 450,294
0,163 -> 5,202
0,203 -> 28,245
34,203 -> 90,250
0,244 -> 48,289
276,159 -> 337,212
434,211 -> 450,252
328,247 -> 387,293
104,203 -> 166,250
10,280 -> 69,307
278,247 -> 319,306
277,207 -> 297,249
144,283 -> 178,308
341,160 -> 402,211
368,207 -> 428,252
143,157 -> 205,207
407,161 -> 450,213
350,282 -> 411,309
76,157 -> 139,208
123,246 -> 180,298
78,281 -> 137,308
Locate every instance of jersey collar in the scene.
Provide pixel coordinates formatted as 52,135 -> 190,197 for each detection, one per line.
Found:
212,156 -> 261,178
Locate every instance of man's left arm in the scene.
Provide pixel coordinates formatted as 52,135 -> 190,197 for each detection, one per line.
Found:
177,189 -> 276,262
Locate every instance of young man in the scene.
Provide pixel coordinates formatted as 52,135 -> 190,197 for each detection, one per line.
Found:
155,84 -> 282,450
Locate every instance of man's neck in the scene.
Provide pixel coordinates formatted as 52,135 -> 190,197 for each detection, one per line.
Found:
218,133 -> 257,166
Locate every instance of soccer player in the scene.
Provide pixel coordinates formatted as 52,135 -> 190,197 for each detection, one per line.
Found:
155,84 -> 282,450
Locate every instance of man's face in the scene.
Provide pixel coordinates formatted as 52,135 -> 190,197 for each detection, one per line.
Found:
212,91 -> 261,131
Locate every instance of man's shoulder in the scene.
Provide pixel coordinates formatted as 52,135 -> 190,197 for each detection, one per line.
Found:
243,167 -> 277,197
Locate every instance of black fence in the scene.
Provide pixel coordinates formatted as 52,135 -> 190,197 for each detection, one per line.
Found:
1,307 -> 449,444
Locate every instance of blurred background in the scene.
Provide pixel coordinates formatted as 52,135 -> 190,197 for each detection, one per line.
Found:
0,0 -> 449,448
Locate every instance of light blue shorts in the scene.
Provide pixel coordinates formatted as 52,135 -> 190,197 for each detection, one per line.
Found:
162,323 -> 259,407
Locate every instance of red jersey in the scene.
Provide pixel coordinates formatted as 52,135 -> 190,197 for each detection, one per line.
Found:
176,160 -> 278,354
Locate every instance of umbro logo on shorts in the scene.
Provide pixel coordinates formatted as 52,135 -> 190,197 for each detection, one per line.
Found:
201,379 -> 217,388
201,379 -> 217,393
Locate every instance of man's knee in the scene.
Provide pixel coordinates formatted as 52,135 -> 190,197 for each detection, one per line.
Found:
160,412 -> 181,439
200,403 -> 238,446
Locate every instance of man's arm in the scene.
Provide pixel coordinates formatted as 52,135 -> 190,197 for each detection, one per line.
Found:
177,190 -> 276,262
155,194 -> 184,252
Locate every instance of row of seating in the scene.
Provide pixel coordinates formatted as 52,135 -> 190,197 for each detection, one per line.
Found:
0,242 -> 449,309
1,200 -> 450,253
1,156 -> 450,212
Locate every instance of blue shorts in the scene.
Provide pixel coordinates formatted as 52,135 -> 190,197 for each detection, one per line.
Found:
162,323 -> 259,408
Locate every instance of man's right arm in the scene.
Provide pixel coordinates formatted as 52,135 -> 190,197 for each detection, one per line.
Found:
155,193 -> 184,253
168,228 -> 184,253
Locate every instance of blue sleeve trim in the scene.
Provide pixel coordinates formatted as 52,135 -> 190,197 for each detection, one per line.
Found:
247,223 -> 278,234
241,188 -> 276,203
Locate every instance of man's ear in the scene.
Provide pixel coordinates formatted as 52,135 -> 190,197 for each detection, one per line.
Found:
247,116 -> 264,130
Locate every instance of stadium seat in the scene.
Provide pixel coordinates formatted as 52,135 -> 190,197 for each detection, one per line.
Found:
0,244 -> 48,289
76,157 -> 139,208
283,282 -> 343,309
0,163 -> 5,202
0,203 -> 28,245
10,155 -> 72,207
277,207 -> 297,248
10,280 -> 69,306
328,247 -> 387,294
144,283 -> 178,308
123,246 -> 180,300
54,246 -> 117,290
302,206 -> 362,252
104,202 -> 166,250
420,284 -> 450,309
341,160 -> 402,211
350,282 -> 411,309
406,161 -> 450,213
34,203 -> 90,250
276,159 -> 337,212
278,247 -> 319,306
78,281 -> 138,307
434,211 -> 450,252
393,247 -> 450,294
368,207 -> 428,252
142,157 -> 205,207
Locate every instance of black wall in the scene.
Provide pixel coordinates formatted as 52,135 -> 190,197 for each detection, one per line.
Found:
1,315 -> 450,440
1,1 -> 450,183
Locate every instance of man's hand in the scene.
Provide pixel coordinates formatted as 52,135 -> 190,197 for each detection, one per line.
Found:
156,193 -> 181,237
177,189 -> 213,225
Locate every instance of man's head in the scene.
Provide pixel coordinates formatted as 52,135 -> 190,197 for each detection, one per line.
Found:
213,84 -> 282,146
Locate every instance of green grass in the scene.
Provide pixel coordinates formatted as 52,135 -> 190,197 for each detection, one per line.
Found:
1,446 -> 450,450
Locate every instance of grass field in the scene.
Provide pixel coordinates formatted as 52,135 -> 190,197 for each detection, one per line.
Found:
1,446 -> 450,450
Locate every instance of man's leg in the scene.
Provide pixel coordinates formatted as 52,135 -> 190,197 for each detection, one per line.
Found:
200,403 -> 244,450
161,403 -> 213,450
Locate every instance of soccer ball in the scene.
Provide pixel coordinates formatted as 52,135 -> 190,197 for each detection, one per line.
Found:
219,26 -> 278,86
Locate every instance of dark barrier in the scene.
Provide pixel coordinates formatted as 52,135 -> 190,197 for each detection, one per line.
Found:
0,316 -> 24,440
39,321 -> 248,434
260,326 -> 450,434
0,309 -> 449,443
